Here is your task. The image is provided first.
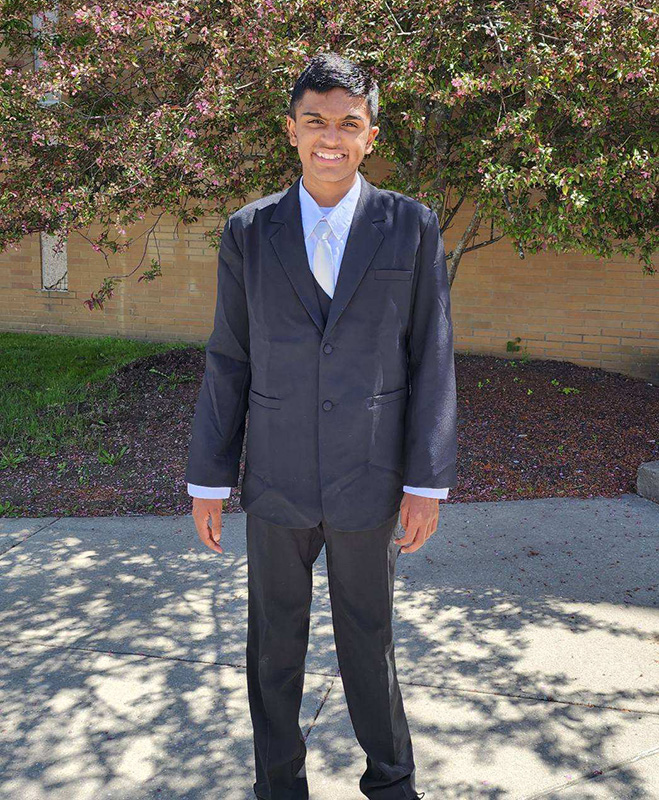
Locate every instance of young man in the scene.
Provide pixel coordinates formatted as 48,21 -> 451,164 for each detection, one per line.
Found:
185,51 -> 457,800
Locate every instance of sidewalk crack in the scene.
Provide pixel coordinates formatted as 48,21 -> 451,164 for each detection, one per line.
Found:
521,745 -> 659,798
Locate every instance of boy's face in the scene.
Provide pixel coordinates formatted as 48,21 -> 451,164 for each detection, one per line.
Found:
286,88 -> 379,186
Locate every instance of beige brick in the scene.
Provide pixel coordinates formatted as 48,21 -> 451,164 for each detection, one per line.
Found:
601,326 -> 625,335
558,342 -> 603,353
583,335 -> 621,344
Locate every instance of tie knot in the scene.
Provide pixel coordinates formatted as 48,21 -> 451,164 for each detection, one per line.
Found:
314,218 -> 332,241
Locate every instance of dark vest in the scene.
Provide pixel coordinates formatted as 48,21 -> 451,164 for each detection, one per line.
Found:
312,272 -> 333,327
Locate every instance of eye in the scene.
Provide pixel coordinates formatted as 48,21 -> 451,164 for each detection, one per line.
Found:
308,119 -> 358,127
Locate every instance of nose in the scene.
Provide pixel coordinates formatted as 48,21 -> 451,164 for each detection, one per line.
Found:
318,124 -> 342,146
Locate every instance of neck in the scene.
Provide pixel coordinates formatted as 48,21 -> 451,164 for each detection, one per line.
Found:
301,170 -> 358,207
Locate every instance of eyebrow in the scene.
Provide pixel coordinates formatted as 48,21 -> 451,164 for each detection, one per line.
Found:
300,111 -> 364,122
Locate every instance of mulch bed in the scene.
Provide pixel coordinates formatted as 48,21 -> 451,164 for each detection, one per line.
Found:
1,347 -> 657,517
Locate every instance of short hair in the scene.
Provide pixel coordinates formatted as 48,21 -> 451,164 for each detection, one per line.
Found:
288,51 -> 379,127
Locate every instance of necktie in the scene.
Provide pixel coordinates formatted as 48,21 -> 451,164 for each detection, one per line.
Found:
312,218 -> 335,298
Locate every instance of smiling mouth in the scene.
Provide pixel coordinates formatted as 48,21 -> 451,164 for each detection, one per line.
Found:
313,152 -> 347,163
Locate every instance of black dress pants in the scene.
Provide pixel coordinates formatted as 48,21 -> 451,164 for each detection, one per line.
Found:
245,509 -> 418,800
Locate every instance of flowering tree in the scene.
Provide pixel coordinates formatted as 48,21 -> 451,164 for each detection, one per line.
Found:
1,0 -> 656,309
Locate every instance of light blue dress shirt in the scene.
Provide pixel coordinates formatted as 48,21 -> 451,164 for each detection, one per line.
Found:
187,172 -> 450,501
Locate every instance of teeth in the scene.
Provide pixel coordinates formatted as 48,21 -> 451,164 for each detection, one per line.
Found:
315,152 -> 345,160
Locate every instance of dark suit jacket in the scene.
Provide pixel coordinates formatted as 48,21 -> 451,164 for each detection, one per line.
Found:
184,171 -> 457,531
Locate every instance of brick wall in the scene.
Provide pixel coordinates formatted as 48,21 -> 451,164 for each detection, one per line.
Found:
448,222 -> 659,382
1,159 -> 657,382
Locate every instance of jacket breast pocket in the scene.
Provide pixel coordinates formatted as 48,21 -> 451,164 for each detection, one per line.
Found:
373,269 -> 413,281
249,388 -> 282,410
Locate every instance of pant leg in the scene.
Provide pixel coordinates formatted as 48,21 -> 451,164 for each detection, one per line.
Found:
323,511 -> 418,800
245,512 -> 326,800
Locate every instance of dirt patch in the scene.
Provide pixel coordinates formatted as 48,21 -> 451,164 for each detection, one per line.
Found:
1,348 -> 657,516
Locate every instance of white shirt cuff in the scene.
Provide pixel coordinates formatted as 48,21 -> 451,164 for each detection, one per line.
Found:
187,483 -> 232,499
403,485 -> 449,499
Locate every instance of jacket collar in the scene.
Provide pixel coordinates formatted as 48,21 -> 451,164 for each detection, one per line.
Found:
269,171 -> 386,339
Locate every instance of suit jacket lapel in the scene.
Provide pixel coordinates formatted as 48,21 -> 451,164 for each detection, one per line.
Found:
269,171 -> 386,339
269,175 -> 325,335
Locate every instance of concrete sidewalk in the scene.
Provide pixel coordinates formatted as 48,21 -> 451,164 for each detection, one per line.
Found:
0,494 -> 657,800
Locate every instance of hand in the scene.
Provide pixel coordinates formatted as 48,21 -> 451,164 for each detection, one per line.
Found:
396,492 -> 440,554
192,497 -> 225,554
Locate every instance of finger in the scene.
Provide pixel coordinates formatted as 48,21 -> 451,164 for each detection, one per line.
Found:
402,524 -> 432,553
397,519 -> 420,549
209,508 -> 223,553
400,503 -> 409,531
395,518 -> 416,546
401,529 -> 420,553
192,506 -> 223,554
192,508 -> 210,544
201,525 -> 223,554
402,516 -> 436,552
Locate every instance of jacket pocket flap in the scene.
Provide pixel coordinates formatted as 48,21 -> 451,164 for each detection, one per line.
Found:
369,386 -> 408,406
249,388 -> 282,409
374,269 -> 413,280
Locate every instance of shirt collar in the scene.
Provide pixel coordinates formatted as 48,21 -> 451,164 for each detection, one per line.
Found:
299,171 -> 361,242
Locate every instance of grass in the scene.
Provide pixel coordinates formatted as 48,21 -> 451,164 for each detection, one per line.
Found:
0,332 -> 199,458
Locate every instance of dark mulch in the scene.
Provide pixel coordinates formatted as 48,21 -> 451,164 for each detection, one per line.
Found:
1,347 -> 657,517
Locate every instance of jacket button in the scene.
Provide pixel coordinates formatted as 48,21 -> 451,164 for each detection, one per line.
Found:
322,400 -> 333,411
323,343 -> 333,354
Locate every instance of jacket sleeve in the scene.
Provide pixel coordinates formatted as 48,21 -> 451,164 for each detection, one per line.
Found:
184,216 -> 251,487
402,209 -> 458,489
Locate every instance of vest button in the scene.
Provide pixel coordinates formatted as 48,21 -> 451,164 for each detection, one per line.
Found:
323,343 -> 333,354
322,400 -> 333,411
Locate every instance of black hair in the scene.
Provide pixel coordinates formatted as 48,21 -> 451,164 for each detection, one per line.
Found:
288,51 -> 379,127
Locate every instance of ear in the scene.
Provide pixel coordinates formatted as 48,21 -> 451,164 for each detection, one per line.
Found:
364,126 -> 380,155
285,115 -> 297,146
